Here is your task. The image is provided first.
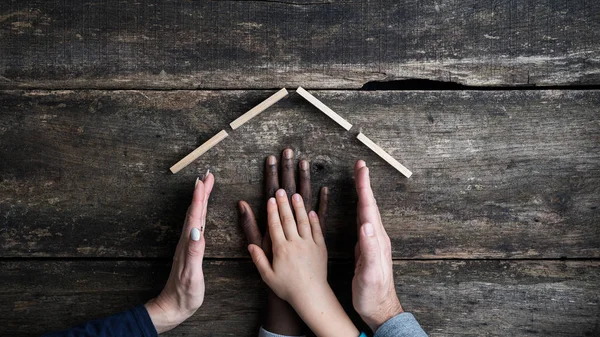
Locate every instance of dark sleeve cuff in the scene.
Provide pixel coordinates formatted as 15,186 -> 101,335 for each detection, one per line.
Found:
374,313 -> 427,337
41,304 -> 159,337
131,305 -> 159,337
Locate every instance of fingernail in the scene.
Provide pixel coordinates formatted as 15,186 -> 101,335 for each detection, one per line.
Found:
300,160 -> 309,170
276,189 -> 286,197
363,223 -> 374,237
191,228 -> 200,241
268,197 -> 276,204
309,210 -> 317,218
203,168 -> 210,182
267,155 -> 276,165
195,177 -> 200,188
238,202 -> 246,214
322,186 -> 329,195
284,148 -> 293,159
292,194 -> 301,202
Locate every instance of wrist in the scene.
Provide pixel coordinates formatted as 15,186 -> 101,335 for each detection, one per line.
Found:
364,298 -> 403,333
145,297 -> 194,334
291,285 -> 359,337
264,290 -> 304,335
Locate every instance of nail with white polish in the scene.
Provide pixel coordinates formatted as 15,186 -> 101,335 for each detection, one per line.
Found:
191,228 -> 201,241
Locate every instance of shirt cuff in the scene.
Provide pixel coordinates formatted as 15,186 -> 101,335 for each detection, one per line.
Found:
131,304 -> 159,337
258,327 -> 305,337
374,312 -> 427,337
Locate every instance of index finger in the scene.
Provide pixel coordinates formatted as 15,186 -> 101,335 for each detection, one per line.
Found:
238,200 -> 262,247
266,197 -> 286,243
354,161 -> 382,234
183,179 -> 207,238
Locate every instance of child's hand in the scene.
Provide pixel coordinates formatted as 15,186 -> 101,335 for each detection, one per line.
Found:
238,149 -> 329,335
248,188 -> 359,337
251,189 -> 328,302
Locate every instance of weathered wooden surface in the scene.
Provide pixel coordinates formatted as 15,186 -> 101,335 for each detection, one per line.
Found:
1,90 -> 598,258
1,260 -> 598,337
1,0 -> 599,89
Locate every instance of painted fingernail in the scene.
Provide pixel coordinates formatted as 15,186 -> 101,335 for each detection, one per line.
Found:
284,148 -> 293,159
191,228 -> 201,241
276,189 -> 286,197
363,223 -> 374,237
195,177 -> 200,188
267,155 -> 276,165
292,194 -> 301,202
300,160 -> 309,170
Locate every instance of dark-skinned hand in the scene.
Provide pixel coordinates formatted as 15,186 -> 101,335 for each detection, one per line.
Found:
237,148 -> 328,336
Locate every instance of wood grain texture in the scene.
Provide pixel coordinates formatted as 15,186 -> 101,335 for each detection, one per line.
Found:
230,88 -> 288,130
170,129 -> 228,174
357,132 -> 412,178
1,0 -> 599,89
297,87 -> 353,131
0,260 -> 598,337
1,90 -> 599,258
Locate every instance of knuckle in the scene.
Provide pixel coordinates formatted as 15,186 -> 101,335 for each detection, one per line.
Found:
360,272 -> 381,287
267,187 -> 278,197
241,217 -> 255,231
283,161 -> 294,170
187,246 -> 202,258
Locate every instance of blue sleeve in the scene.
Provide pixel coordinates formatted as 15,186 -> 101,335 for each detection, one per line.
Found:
374,313 -> 427,337
41,304 -> 158,337
258,327 -> 305,337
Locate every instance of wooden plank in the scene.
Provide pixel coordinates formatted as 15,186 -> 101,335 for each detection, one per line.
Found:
0,0 -> 599,89
170,130 -> 228,174
357,132 -> 412,178
296,87 -> 353,131
0,259 -> 598,337
230,88 -> 288,130
0,90 -> 599,258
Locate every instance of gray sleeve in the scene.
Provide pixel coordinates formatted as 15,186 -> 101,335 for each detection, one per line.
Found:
258,327 -> 305,337
373,313 -> 428,337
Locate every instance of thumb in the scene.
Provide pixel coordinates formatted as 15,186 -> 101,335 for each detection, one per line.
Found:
357,222 -> 381,278
248,244 -> 274,283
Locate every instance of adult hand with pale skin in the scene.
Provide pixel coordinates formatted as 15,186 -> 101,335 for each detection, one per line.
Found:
145,173 -> 215,333
352,160 -> 404,333
238,148 -> 329,335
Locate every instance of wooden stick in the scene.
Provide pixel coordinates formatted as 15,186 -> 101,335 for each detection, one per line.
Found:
170,130 -> 229,174
296,87 -> 353,131
357,132 -> 412,178
230,88 -> 288,130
